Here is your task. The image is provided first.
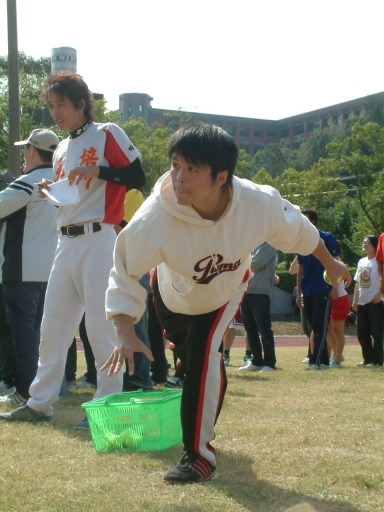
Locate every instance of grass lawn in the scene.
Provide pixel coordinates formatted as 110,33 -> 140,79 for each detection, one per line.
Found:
0,346 -> 383,512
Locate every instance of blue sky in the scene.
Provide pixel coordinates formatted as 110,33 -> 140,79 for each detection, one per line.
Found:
1,0 -> 383,120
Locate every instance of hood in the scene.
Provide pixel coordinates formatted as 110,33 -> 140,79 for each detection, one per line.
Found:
153,171 -> 242,227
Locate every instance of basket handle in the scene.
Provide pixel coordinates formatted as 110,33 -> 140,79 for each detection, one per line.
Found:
103,389 -> 144,406
103,389 -> 181,406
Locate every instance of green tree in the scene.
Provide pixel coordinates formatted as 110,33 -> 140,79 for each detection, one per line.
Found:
121,117 -> 171,193
0,52 -> 125,170
93,98 -> 121,124
234,149 -> 252,180
251,167 -> 275,186
296,130 -> 332,170
162,109 -> 192,130
327,122 -> 384,236
0,51 -> 50,77
251,143 -> 289,178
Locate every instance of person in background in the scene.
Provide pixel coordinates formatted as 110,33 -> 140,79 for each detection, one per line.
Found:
296,208 -> 338,370
223,311 -> 251,367
0,129 -> 59,406
375,232 -> 384,294
352,235 -> 383,367
290,255 -> 312,363
239,242 -> 279,373
326,240 -> 350,368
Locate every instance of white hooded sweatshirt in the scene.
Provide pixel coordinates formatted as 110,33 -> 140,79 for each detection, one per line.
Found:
106,173 -> 319,322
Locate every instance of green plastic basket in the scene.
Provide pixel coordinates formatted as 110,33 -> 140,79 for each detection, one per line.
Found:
81,388 -> 182,453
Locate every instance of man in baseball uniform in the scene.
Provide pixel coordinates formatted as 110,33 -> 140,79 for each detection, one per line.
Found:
0,72 -> 145,427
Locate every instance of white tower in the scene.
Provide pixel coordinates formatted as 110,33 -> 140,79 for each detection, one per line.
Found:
51,47 -> 77,74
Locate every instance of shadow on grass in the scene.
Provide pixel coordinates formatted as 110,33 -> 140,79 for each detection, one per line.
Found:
210,451 -> 359,512
84,445 -> 359,512
51,393 -> 360,511
49,401 -> 360,512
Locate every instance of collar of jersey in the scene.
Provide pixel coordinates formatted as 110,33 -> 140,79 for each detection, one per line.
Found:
69,122 -> 90,139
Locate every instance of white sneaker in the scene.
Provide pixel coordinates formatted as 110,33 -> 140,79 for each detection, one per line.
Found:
0,381 -> 15,397
260,366 -> 274,373
238,363 -> 262,372
242,355 -> 253,367
356,361 -> 366,367
0,391 -> 27,406
305,364 -> 321,371
365,363 -> 377,368
302,357 -> 310,363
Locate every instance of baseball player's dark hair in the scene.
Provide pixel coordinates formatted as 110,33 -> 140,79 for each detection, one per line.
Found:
42,71 -> 94,124
25,144 -> 54,164
301,207 -> 318,226
366,234 -> 378,251
168,123 -> 238,186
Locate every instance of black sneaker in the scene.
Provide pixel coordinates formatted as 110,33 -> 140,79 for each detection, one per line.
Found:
164,451 -> 216,484
74,417 -> 89,430
164,376 -> 184,389
0,403 -> 52,424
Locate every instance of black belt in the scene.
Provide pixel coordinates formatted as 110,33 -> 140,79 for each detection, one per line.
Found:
61,222 -> 102,238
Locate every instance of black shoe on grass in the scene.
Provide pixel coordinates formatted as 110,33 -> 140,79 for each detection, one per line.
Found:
73,417 -> 89,430
164,375 -> 184,389
0,403 -> 52,424
164,451 -> 216,484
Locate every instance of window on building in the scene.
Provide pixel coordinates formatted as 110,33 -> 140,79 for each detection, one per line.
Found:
280,128 -> 289,139
322,118 -> 330,128
239,142 -> 250,154
240,127 -> 249,137
343,112 -> 350,121
293,124 -> 304,136
355,109 -> 363,117
253,129 -> 264,139
333,115 -> 340,126
308,121 -> 319,132
268,130 -> 276,140
139,105 -> 143,112
226,126 -> 235,136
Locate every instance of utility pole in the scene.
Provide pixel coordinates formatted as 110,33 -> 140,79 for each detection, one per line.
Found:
7,0 -> 20,178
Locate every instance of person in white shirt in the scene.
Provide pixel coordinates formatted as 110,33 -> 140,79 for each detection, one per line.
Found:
352,235 -> 384,367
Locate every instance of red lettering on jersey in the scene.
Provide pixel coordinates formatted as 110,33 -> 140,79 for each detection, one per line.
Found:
79,147 -> 99,167
55,157 -> 65,182
85,178 -> 92,190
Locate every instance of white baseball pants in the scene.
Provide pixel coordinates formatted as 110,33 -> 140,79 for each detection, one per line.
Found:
28,223 -> 122,415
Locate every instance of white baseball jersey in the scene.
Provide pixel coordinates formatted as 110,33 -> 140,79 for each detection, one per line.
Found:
53,122 -> 141,228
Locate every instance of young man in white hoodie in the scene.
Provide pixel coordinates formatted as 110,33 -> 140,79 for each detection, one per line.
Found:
102,123 -> 351,484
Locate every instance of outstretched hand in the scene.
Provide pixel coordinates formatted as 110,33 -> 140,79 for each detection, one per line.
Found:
100,315 -> 154,377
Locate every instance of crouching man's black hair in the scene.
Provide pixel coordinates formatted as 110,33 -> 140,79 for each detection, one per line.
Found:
168,123 -> 238,186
